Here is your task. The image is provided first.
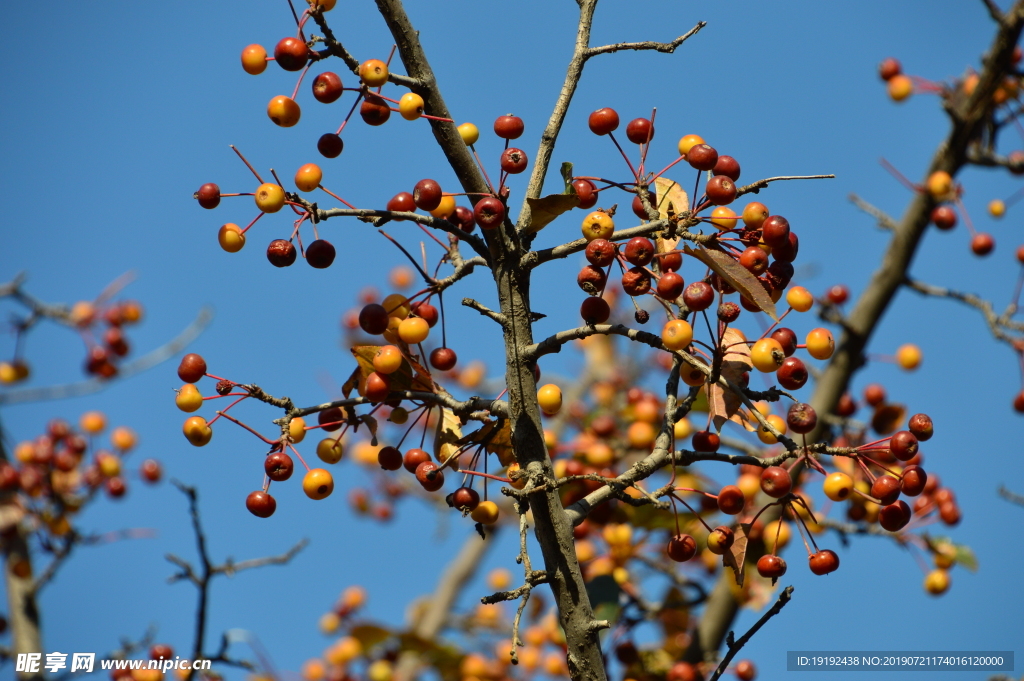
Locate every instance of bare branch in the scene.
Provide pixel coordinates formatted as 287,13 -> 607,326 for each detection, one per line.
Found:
707,586 -> 794,681
308,7 -> 420,88
585,23 -> 706,57
849,193 -> 899,231
735,174 -> 835,199
905,277 -> 1024,342
213,538 -> 309,577
999,485 -> 1024,507
462,298 -> 508,327
0,306 -> 213,406
982,0 -> 1004,22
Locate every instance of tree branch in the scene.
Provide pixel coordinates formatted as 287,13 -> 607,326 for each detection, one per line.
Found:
848,193 -> 899,231
584,23 -> 706,57
707,586 -> 793,681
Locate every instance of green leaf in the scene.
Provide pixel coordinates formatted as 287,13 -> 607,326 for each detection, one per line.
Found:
526,194 -> 580,233
683,245 -> 778,320
954,543 -> 978,572
560,162 -> 575,193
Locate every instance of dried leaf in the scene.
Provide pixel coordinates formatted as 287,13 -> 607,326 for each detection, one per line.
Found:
0,501 -> 25,534
652,177 -> 689,221
341,366 -> 361,398
722,522 -> 751,587
350,624 -> 391,649
708,328 -> 754,432
871,403 -> 906,435
684,245 -> 778,321
433,408 -> 463,469
526,194 -> 580,233
483,420 -> 515,466
358,414 -> 379,446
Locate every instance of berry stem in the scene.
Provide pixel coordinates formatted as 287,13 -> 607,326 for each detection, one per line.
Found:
213,408 -> 278,446
879,157 -> 920,193
470,145 -> 496,195
607,132 -> 639,183
335,91 -> 365,135
291,62 -> 314,100
649,155 -> 686,183
239,211 -> 265,236
287,443 -> 312,473
318,184 -> 357,209
229,145 -> 264,184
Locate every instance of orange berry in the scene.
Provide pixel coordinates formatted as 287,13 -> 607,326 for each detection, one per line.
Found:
751,338 -> 785,373
741,202 -> 769,229
661,319 -> 693,350
111,426 -> 137,451
989,199 -> 1006,218
537,384 -> 562,415
627,421 -> 656,449
267,95 -> 301,127
926,171 -> 953,200
710,206 -> 738,230
218,223 -> 245,253
786,286 -> 813,312
398,317 -> 429,344
429,195 -> 456,219
294,163 -> 323,192
303,468 -> 334,499
896,343 -> 922,370
70,301 -> 96,326
359,59 -> 389,87
398,92 -> 424,120
805,328 -> 835,360
289,417 -> 307,444
581,211 -> 614,241
175,383 -> 203,412
677,134 -> 705,156
764,519 -> 791,549
240,44 -> 268,75
80,411 -> 107,434
673,418 -> 693,439
255,183 -> 286,213
182,416 -> 212,447
888,74 -> 913,101
756,414 -> 787,444
373,345 -> 405,374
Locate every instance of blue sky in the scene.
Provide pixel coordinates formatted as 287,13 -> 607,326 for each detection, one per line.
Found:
2,1 -> 1022,679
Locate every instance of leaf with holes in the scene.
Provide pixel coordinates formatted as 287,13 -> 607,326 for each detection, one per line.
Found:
433,407 -> 463,469
526,194 -> 580,233
707,328 -> 753,432
722,522 -> 752,588
684,245 -> 778,320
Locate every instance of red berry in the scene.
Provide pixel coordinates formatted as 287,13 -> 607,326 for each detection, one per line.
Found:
808,549 -> 840,575
403,448 -> 431,473
761,215 -> 790,249
712,155 -> 741,181
871,475 -> 901,505
705,175 -> 737,205
580,297 -> 611,324
787,402 -> 817,434
360,95 -> 391,125
388,191 -> 417,214
274,37 -> 309,71
413,179 -> 443,211
621,267 -> 652,296
317,133 -> 344,158
430,347 -> 458,371
624,237 -> 655,266
756,554 -> 787,579
657,250 -> 682,272
971,232 -> 995,256
475,197 -> 506,228
889,430 -> 919,461
493,115 -> 524,139
879,57 -> 901,81
878,500 -> 911,531
739,246 -> 769,275
776,356 -> 808,390
573,179 -> 598,209
900,465 -> 927,496
267,239 -> 297,267
931,205 -> 957,230
306,239 -> 336,268
760,466 -> 792,498
196,183 -> 220,209
177,353 -> 207,383
692,430 -> 720,452
585,238 -> 616,267
452,486 -> 480,511
588,108 -> 619,135
246,491 -> 277,518
415,460 -> 445,492
377,446 -> 403,471
265,451 -> 294,481
908,413 -> 933,441
452,205 -> 476,232
687,144 -> 718,171
359,303 -> 389,335
411,301 -> 439,327
770,328 -> 797,356
312,72 -> 343,103
625,118 -> 654,144
657,272 -> 685,300
717,301 -> 740,323
667,534 -> 697,562
500,148 -> 528,174
772,232 -> 800,263
864,383 -> 886,406
683,282 -> 715,311
717,485 -> 745,515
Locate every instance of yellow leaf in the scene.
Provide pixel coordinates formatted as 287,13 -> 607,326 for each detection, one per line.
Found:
433,408 -> 463,468
525,194 -> 579,233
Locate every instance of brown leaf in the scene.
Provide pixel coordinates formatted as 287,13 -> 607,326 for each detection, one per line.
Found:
526,194 -> 579,233
433,408 -> 463,469
684,245 -> 778,320
708,328 -> 753,432
482,420 -> 516,466
341,366 -> 361,398
652,177 -> 690,221
871,403 -> 906,435
722,522 -> 751,588
349,624 -> 391,649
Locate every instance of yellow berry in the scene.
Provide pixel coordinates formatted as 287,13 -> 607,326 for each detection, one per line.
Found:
741,201 -> 769,228
430,195 -> 456,219
398,92 -> 424,120
388,407 -> 409,424
751,338 -> 785,373
537,384 -> 562,415
989,199 -> 1006,218
786,285 -> 814,312
182,416 -> 212,447
924,569 -> 950,595
359,59 -> 389,87
267,95 -> 301,127
627,421 -> 656,449
289,417 -> 307,443
458,122 -> 480,145
764,519 -> 791,549
255,182 -> 286,213
317,438 -> 344,464
218,223 -> 245,253
303,468 -> 334,499
673,418 -> 693,440
581,211 -> 614,241
471,500 -> 500,524
710,206 -> 738,230
661,319 -> 693,351
926,170 -> 953,200
823,471 -> 854,502
175,383 -> 203,413
805,328 -> 835,360
382,293 -> 410,319
756,414 -> 787,444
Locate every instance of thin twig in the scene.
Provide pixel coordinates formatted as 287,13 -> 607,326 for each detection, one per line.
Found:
707,586 -> 794,681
